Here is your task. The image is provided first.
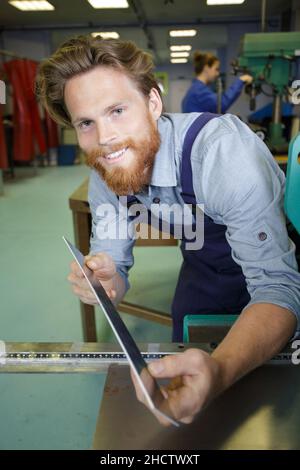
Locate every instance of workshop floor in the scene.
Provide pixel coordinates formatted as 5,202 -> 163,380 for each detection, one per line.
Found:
0,164 -> 181,449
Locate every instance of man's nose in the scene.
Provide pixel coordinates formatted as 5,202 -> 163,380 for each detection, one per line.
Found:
96,121 -> 117,146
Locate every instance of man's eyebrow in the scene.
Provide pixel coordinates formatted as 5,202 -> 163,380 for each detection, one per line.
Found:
72,102 -> 127,125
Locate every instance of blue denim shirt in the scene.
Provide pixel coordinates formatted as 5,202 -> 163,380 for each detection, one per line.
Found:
182,78 -> 244,113
88,112 -> 300,335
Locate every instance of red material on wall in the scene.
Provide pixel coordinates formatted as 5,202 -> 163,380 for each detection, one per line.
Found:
4,60 -> 32,162
24,60 -> 47,155
0,104 -> 8,170
3,59 -> 47,162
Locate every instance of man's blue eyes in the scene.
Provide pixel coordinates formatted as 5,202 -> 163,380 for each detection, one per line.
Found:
78,109 -> 125,129
79,120 -> 91,128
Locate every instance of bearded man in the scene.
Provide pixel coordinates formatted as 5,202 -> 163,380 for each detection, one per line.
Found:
36,35 -> 300,425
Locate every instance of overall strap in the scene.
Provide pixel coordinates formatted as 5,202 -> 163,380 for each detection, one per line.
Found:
117,194 -> 142,221
117,194 -> 139,207
181,112 -> 219,205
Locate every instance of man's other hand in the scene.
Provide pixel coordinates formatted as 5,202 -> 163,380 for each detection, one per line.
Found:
67,252 -> 117,305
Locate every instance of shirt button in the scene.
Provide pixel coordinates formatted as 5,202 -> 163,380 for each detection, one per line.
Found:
153,197 -> 160,204
258,232 -> 267,241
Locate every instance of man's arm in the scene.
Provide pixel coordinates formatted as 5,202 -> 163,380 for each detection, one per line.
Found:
211,302 -> 296,390
133,302 -> 296,426
196,115 -> 300,332
132,115 -> 300,425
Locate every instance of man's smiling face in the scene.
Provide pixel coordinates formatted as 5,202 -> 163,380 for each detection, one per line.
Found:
64,66 -> 162,194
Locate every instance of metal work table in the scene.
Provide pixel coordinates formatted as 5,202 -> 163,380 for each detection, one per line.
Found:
1,340 -> 299,450
93,360 -> 300,450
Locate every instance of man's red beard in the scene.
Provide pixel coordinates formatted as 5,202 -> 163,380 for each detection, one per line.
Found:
85,119 -> 161,195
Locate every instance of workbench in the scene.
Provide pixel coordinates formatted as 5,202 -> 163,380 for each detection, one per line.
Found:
1,340 -> 299,450
93,360 -> 300,450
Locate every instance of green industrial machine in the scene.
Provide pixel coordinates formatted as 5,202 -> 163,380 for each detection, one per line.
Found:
234,32 -> 300,153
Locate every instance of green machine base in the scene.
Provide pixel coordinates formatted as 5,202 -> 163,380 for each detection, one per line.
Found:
183,314 -> 239,343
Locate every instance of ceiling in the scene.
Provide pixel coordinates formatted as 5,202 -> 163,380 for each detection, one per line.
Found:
0,0 -> 295,63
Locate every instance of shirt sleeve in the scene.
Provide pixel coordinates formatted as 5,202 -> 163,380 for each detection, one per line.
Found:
194,116 -> 300,337
182,85 -> 217,113
190,78 -> 244,113
88,170 -> 135,292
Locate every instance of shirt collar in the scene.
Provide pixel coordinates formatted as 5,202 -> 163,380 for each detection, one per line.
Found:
148,114 -> 177,188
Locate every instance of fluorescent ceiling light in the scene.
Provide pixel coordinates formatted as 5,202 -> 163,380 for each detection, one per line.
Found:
87,0 -> 129,8
9,0 -> 54,10
91,31 -> 120,39
171,58 -> 188,63
170,30 -> 197,37
207,0 -> 245,5
171,52 -> 190,58
170,45 -> 192,52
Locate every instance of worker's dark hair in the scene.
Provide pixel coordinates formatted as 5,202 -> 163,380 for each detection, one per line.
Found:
36,34 -> 161,127
193,51 -> 219,75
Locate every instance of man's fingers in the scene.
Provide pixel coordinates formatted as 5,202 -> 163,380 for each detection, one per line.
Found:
148,349 -> 206,379
85,255 -> 100,270
70,260 -> 84,278
131,350 -> 213,426
79,296 -> 97,305
166,384 -> 199,422
110,289 -> 116,299
179,415 -> 194,425
130,367 -> 197,426
68,253 -> 116,305
72,283 -> 115,301
72,284 -> 94,299
130,367 -> 145,403
85,254 -> 116,279
67,272 -> 87,287
165,376 -> 183,391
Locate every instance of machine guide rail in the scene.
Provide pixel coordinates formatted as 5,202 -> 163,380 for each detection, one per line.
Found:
0,342 -> 184,373
0,341 -> 295,373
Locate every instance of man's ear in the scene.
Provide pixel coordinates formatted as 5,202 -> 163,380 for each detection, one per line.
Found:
148,88 -> 163,120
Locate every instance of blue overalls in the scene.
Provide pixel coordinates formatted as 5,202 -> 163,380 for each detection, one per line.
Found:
182,78 -> 244,113
124,113 -> 250,341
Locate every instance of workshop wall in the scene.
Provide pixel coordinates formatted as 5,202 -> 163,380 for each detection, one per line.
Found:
0,20 -> 275,119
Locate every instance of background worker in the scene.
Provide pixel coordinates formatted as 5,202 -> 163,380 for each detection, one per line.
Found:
182,51 -> 253,113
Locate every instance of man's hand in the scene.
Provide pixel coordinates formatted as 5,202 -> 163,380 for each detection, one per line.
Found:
132,304 -> 296,426
67,253 -> 117,305
240,74 -> 253,85
131,348 -> 222,426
